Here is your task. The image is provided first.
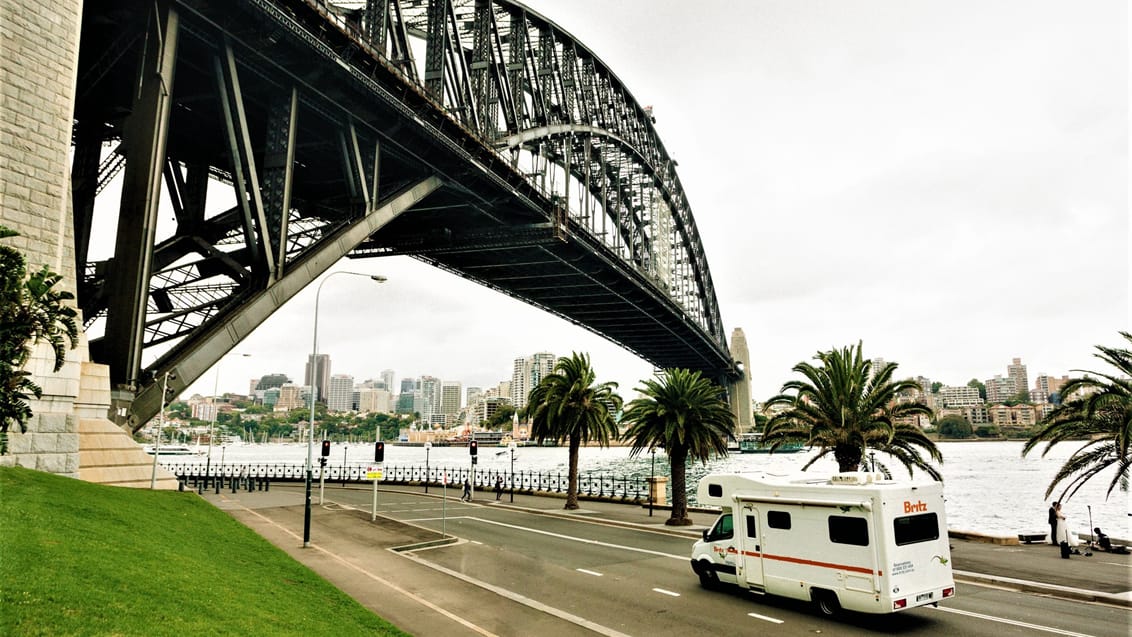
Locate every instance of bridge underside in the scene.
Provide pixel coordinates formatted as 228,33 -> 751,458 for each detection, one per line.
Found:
73,0 -> 735,430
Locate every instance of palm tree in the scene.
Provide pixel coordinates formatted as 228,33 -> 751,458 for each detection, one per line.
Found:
763,342 -> 942,480
621,368 -> 734,526
1,226 -> 78,453
1023,332 -> 1132,501
526,352 -> 623,510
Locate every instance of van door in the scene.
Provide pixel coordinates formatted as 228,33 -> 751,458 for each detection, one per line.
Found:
739,503 -> 765,589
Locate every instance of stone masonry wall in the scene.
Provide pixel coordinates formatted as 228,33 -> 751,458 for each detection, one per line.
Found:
0,0 -> 85,475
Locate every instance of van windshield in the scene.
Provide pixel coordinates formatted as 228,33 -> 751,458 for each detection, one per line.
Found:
893,512 -> 940,546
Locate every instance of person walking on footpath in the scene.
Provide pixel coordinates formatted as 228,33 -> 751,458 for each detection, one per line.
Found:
461,478 -> 471,502
1048,501 -> 1060,545
495,475 -> 504,500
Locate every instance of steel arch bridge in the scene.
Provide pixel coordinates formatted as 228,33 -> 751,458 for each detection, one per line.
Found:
72,0 -> 735,430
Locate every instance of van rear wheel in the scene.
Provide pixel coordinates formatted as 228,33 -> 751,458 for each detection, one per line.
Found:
812,589 -> 840,617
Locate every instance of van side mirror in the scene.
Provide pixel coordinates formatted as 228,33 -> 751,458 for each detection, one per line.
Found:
702,529 -> 710,542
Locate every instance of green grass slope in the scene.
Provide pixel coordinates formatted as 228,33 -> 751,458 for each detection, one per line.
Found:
0,466 -> 409,636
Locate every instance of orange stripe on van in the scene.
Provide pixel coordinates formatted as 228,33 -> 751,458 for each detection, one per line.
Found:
740,550 -> 880,576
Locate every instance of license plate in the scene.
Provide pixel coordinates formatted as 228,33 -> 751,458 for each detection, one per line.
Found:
916,592 -> 933,602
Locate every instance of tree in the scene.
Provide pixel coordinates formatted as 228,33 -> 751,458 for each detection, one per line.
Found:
0,226 -> 78,454
763,342 -> 943,480
1022,332 -> 1132,501
936,414 -> 972,439
621,369 -> 734,526
967,379 -> 986,400
526,352 -> 622,510
931,381 -> 943,394
486,404 -> 516,429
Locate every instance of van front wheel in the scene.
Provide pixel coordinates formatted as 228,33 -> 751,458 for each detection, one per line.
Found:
695,563 -> 719,590
812,589 -> 840,617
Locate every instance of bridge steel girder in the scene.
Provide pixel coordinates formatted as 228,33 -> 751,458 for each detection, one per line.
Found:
74,0 -> 738,431
130,176 -> 441,430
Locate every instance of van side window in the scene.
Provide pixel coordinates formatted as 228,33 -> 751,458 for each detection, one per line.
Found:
746,515 -> 757,538
828,516 -> 869,546
767,511 -> 791,529
894,513 -> 940,545
708,483 -> 723,497
708,513 -> 733,541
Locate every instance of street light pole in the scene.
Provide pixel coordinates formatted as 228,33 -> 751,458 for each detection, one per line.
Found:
509,441 -> 516,502
304,271 -> 386,548
205,353 -> 249,491
424,441 -> 432,494
149,371 -> 174,489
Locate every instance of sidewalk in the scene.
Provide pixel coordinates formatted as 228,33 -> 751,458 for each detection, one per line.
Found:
202,483 -> 1132,611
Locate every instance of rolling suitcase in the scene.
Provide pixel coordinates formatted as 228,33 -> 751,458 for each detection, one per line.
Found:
1059,540 -> 1071,559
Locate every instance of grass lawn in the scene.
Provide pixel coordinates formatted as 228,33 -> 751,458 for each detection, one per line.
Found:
0,466 -> 410,636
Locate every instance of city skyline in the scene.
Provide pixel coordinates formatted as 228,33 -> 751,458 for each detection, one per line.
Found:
183,0 -> 1125,409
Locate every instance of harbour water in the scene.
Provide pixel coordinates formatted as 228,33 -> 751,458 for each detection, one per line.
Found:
181,440 -> 1129,539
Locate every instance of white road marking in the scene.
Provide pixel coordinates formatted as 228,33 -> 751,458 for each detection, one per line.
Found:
652,588 -> 680,597
233,505 -> 497,636
576,568 -> 604,577
932,606 -> 1097,636
747,612 -> 784,624
398,550 -> 633,637
471,517 -> 687,560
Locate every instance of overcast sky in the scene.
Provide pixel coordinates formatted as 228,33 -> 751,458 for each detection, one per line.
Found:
182,0 -> 1128,404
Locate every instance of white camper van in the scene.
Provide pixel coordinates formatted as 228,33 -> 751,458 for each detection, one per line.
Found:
691,472 -> 955,616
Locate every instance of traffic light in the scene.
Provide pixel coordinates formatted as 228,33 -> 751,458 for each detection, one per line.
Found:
469,440 -> 478,456
321,440 -> 331,457
375,441 -> 385,463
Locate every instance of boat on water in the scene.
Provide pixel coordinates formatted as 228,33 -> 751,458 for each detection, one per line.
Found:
144,445 -> 204,456
737,432 -> 804,454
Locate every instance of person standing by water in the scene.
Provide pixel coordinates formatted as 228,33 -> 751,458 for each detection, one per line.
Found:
495,475 -> 504,500
461,478 -> 471,502
1048,501 -> 1060,545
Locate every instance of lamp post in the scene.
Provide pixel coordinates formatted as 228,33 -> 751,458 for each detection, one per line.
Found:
508,441 -> 517,502
204,353 -> 249,491
149,371 -> 174,489
303,271 -> 386,548
424,441 -> 432,494
649,447 -> 656,517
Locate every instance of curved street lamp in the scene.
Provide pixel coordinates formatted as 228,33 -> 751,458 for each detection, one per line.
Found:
303,271 -> 386,548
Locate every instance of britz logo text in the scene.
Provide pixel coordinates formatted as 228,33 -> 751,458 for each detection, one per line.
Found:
903,500 -> 928,513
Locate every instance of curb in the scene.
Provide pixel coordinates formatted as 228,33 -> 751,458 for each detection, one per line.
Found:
954,570 -> 1132,608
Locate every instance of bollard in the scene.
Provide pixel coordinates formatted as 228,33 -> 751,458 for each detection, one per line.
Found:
264,477 -> 270,492
178,480 -> 185,492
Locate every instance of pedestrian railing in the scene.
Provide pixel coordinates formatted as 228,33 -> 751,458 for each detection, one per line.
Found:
165,461 -> 657,502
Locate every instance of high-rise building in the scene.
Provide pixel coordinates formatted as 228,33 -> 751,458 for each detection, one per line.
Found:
728,328 -> 752,432
381,369 -> 395,393
441,381 -> 462,421
359,388 -> 393,413
939,385 -> 983,407
276,384 -> 304,411
419,376 -> 441,423
327,374 -> 355,412
305,354 -> 331,402
1007,358 -> 1028,397
512,352 -> 556,412
985,375 -> 1016,403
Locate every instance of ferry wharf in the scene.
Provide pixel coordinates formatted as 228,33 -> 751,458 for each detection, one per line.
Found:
202,484 -> 1131,634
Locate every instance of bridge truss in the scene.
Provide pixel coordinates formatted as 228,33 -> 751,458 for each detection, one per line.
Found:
72,0 -> 735,430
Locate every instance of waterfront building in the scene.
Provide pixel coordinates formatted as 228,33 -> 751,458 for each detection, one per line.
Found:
939,385 -> 983,407
263,387 -> 280,408
276,384 -> 304,411
1007,357 -> 1029,396
441,381 -> 462,421
305,354 -> 331,402
358,388 -> 393,413
327,374 -> 355,412
512,352 -> 556,412
728,328 -> 752,432
989,403 -> 1037,430
985,375 -> 1016,403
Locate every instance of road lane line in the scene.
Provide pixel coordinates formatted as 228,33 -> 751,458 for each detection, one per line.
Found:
576,568 -> 604,577
747,612 -> 784,624
932,606 -> 1097,636
470,517 -> 687,560
652,588 -> 680,597
399,550 -> 633,637
233,505 -> 498,637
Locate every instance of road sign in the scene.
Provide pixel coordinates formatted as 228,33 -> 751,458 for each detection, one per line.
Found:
366,465 -> 384,480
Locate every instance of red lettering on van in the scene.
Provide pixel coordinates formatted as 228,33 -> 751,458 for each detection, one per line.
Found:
903,500 -> 927,513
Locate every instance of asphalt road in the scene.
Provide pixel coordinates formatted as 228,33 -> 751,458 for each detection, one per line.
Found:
325,488 -> 1128,637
